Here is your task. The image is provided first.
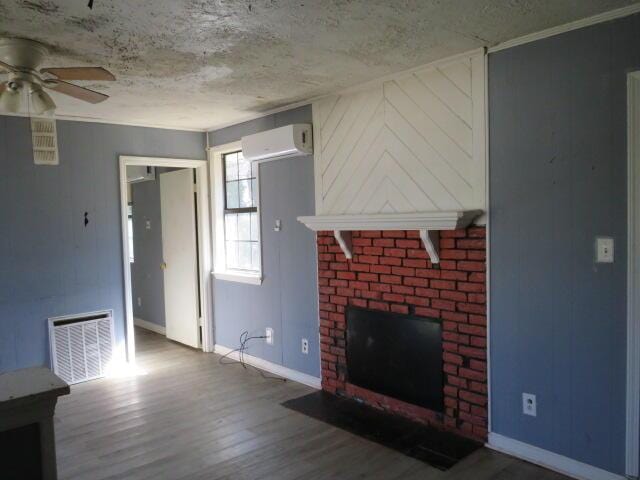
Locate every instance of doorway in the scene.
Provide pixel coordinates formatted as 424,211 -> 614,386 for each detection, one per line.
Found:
119,156 -> 213,365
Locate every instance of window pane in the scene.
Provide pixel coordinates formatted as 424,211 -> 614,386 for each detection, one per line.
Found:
226,180 -> 239,209
238,179 -> 253,208
225,213 -> 238,241
251,243 -> 260,271
225,152 -> 238,180
238,154 -> 252,180
226,241 -> 239,269
237,213 -> 251,241
238,242 -> 252,269
250,212 -> 259,241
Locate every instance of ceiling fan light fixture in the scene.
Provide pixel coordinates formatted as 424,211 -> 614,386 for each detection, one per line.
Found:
30,86 -> 56,115
0,86 -> 21,113
0,37 -> 114,115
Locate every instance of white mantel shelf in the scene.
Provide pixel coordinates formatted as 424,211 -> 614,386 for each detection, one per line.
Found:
297,210 -> 483,264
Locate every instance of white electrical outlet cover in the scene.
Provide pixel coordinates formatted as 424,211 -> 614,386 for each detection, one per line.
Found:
266,328 -> 274,345
522,393 -> 537,417
302,338 -> 309,354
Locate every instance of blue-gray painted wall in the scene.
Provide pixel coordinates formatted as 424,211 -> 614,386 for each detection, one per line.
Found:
0,116 -> 205,373
130,174 -> 166,328
489,14 -> 639,474
208,105 -> 320,378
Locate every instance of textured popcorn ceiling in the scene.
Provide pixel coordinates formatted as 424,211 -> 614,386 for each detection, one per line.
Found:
0,0 -> 637,130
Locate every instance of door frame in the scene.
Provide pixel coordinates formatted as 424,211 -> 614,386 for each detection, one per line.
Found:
626,72 -> 640,478
119,155 -> 213,364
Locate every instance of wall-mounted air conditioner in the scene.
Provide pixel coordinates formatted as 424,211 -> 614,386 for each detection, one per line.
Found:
241,124 -> 313,162
127,165 -> 156,183
49,310 -> 115,385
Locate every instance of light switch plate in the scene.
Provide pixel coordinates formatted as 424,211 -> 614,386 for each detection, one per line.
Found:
596,237 -> 614,263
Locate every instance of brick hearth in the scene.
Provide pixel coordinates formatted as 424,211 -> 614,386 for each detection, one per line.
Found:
317,227 -> 488,441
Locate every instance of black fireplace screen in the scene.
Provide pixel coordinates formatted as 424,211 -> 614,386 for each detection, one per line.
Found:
346,306 -> 444,412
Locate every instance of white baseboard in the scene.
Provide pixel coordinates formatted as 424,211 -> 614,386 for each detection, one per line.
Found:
487,433 -> 626,480
214,344 -> 321,389
134,318 -> 166,335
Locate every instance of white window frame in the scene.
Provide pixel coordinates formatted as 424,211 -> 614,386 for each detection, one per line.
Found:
209,141 -> 263,285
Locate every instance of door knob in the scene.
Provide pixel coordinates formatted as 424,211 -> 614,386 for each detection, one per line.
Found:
160,262 -> 167,270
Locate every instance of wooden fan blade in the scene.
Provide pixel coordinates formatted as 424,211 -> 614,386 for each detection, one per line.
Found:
46,80 -> 108,104
41,67 -> 115,81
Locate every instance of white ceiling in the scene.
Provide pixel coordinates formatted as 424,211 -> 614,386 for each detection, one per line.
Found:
0,0 -> 637,131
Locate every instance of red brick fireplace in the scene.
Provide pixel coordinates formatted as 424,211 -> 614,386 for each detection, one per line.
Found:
316,227 -> 488,441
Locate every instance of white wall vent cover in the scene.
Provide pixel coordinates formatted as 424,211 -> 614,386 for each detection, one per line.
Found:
49,310 -> 115,385
31,117 -> 59,166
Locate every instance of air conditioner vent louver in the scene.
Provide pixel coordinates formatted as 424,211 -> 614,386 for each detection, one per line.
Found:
31,117 -> 59,166
49,310 -> 115,384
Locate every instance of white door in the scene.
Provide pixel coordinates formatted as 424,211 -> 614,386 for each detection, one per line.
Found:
160,169 -> 200,348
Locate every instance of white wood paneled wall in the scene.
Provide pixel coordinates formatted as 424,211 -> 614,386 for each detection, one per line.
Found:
312,51 -> 486,215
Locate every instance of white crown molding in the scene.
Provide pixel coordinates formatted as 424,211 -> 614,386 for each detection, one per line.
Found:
0,111 -> 207,132
488,3 -> 640,53
134,318 -> 166,336
214,344 -> 321,389
487,433 -> 626,480
297,211 -> 482,232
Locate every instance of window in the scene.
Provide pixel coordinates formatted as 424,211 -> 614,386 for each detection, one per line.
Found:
211,142 -> 262,284
223,150 -> 260,272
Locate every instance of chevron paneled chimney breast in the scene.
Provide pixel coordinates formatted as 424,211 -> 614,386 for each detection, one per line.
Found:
311,50 -> 486,216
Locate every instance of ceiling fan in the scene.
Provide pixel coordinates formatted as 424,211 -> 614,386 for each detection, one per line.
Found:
0,37 -> 115,115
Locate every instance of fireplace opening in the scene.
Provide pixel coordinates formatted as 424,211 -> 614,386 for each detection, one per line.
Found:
346,306 -> 444,413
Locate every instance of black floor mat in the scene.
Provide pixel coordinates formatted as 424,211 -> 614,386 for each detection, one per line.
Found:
281,391 -> 481,470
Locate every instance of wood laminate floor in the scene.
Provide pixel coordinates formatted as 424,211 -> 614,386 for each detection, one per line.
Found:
55,328 -> 570,480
